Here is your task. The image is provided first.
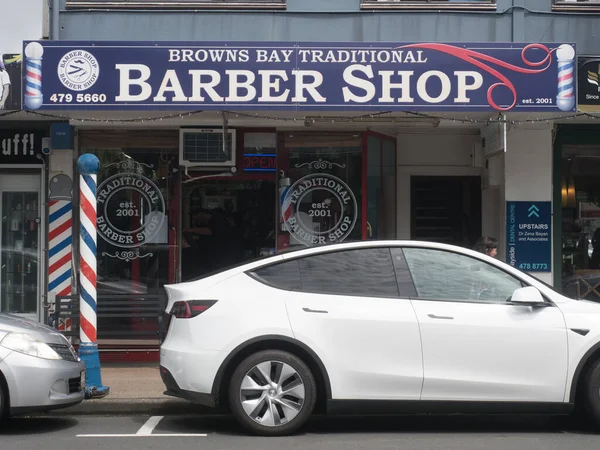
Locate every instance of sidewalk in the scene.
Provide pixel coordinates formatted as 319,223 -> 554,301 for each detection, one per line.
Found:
51,363 -> 214,416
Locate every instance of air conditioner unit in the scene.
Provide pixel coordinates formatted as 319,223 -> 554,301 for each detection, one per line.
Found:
179,128 -> 236,169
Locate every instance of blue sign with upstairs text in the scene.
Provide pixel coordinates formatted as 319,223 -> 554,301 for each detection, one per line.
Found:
22,40 -> 576,112
506,201 -> 552,272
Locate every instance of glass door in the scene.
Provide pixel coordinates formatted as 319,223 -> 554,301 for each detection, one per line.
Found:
363,132 -> 397,240
276,132 -> 363,251
0,175 -> 41,318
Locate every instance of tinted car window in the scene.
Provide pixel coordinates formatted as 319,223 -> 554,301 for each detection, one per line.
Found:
402,247 -> 523,302
251,260 -> 301,291
297,248 -> 399,298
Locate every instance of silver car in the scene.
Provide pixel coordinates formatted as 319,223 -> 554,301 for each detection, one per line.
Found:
0,313 -> 85,422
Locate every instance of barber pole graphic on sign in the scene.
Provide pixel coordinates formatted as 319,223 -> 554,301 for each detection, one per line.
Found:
48,199 -> 73,331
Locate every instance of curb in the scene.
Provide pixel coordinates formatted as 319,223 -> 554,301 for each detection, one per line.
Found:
39,398 -> 218,416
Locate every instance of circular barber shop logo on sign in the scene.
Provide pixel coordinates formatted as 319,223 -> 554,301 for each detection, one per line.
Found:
96,173 -> 166,248
57,50 -> 100,91
281,173 -> 358,246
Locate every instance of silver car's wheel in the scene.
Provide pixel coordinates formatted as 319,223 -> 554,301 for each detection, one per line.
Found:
229,350 -> 316,436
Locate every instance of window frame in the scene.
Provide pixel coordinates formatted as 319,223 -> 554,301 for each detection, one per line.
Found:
552,0 -> 600,12
65,0 -> 287,10
360,0 -> 496,11
248,246 -> 402,299
398,246 -> 555,306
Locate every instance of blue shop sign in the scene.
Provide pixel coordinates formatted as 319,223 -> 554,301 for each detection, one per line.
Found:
506,201 -> 552,272
22,41 -> 576,112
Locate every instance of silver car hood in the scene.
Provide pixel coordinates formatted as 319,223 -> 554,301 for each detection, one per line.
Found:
0,313 -> 67,345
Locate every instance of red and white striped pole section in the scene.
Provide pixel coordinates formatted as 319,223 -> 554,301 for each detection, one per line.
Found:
77,154 -> 109,399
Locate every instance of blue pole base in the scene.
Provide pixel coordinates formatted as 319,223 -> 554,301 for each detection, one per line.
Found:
79,342 -> 110,400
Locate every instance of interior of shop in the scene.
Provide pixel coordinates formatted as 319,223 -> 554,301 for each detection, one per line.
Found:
181,179 -> 276,281
560,144 -> 600,300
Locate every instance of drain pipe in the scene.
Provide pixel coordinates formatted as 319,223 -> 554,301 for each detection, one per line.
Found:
51,0 -> 60,40
511,0 -> 524,42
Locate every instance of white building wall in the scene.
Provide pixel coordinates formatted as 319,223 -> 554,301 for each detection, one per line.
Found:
502,123 -> 554,284
1,0 -> 46,54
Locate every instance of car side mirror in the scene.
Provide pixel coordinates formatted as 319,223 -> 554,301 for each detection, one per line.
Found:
510,286 -> 548,307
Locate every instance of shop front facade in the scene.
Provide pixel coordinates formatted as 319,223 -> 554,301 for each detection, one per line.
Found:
0,0 -> 50,322
553,60 -> 600,303
18,32 -> 588,358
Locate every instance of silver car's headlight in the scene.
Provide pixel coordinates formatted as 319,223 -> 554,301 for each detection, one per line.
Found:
0,333 -> 61,360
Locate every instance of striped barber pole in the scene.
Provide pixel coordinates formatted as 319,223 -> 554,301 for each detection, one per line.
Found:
79,173 -> 98,343
48,199 -> 73,332
280,177 -> 292,230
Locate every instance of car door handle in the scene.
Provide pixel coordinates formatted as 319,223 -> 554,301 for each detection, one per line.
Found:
428,314 -> 454,320
302,307 -> 328,314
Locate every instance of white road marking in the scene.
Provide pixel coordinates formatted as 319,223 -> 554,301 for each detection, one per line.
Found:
137,416 -> 164,435
77,434 -> 208,438
77,415 -> 208,438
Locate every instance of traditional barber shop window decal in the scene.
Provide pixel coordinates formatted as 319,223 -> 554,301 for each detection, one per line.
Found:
281,173 -> 358,246
294,159 -> 346,170
96,159 -> 166,260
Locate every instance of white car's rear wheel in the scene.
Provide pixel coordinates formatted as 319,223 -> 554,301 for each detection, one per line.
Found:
228,350 -> 316,436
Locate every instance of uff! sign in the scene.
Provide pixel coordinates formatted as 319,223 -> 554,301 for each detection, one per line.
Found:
23,41 -> 576,112
0,131 -> 44,164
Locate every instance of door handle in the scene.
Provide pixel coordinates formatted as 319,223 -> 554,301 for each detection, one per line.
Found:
302,307 -> 328,314
428,314 -> 454,320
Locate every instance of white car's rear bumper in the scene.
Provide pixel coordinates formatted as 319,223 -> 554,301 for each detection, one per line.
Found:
159,344 -> 224,408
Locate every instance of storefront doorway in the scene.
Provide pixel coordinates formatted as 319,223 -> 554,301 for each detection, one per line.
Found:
181,178 -> 276,281
554,126 -> 600,300
276,131 -> 397,251
410,176 -> 482,248
0,172 -> 43,321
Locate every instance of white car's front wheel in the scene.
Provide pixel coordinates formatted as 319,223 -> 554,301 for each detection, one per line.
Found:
582,358 -> 600,426
0,377 -> 6,425
228,350 -> 317,436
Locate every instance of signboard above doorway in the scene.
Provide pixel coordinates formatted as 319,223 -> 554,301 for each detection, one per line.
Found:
23,40 -> 576,113
578,57 -> 600,112
0,130 -> 45,164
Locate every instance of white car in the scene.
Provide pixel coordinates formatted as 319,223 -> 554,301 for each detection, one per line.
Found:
160,240 -> 600,436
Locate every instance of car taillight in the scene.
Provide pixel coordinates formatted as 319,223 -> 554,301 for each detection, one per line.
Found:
170,300 -> 217,319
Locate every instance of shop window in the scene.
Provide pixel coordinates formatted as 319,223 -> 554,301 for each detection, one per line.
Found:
296,248 -> 400,298
79,132 -> 180,339
361,0 -> 496,10
560,145 -> 600,300
402,247 -> 522,302
66,0 -> 286,9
